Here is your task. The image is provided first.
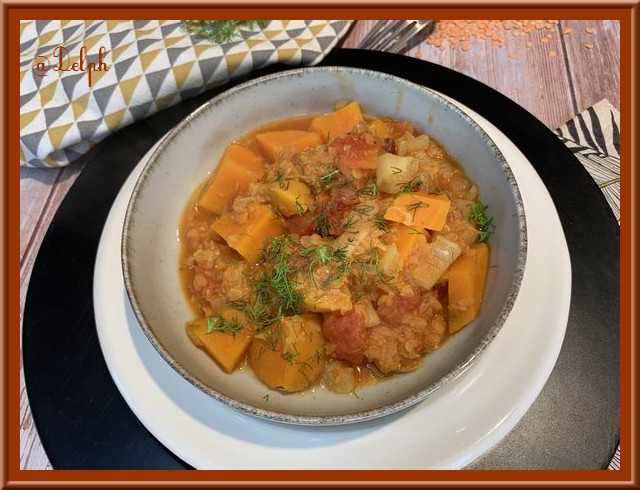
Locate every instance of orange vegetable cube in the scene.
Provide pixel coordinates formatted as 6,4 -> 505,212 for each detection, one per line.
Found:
248,314 -> 325,393
255,130 -> 322,161
309,101 -> 363,141
447,242 -> 490,333
211,204 -> 285,264
369,118 -> 394,138
185,319 -> 206,347
390,224 -> 428,264
384,193 -> 451,231
263,180 -> 312,217
198,144 -> 265,215
186,310 -> 254,373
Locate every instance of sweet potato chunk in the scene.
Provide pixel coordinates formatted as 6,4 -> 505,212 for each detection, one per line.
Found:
185,319 -> 206,347
368,118 -> 393,139
309,101 -> 363,141
255,130 -> 322,161
391,224 -> 428,264
248,314 -> 325,392
384,192 -> 452,231
380,224 -> 428,275
263,180 -> 312,217
185,309 -> 254,373
211,204 -> 285,264
447,242 -> 490,333
198,144 -> 265,215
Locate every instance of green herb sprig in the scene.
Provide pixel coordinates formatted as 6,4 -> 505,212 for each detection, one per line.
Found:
317,167 -> 340,186
358,181 -> 378,197
300,245 -> 349,287
228,236 -> 304,331
314,212 -> 330,237
207,315 -> 245,334
470,202 -> 495,242
257,235 -> 303,321
352,249 -> 397,292
374,217 -> 390,233
406,200 -> 427,219
180,20 -> 270,44
396,176 -> 423,195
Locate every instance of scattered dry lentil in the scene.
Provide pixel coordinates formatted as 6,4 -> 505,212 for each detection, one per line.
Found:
426,20 -> 562,51
424,20 -> 597,56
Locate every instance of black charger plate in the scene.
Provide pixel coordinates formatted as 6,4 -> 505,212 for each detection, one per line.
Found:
22,49 -> 620,470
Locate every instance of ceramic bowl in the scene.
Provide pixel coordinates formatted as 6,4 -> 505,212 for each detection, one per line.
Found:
122,66 -> 527,425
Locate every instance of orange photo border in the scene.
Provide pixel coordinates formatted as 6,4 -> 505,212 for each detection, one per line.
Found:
4,1 -> 637,487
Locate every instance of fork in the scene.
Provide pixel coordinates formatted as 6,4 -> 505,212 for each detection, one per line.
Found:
357,20 -> 434,53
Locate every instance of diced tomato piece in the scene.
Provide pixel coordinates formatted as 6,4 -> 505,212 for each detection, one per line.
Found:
284,212 -> 316,236
330,133 -> 384,172
321,187 -> 360,236
322,310 -> 366,365
287,187 -> 360,238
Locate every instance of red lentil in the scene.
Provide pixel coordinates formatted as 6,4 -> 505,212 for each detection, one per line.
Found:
427,20 -> 561,51
425,20 -> 596,56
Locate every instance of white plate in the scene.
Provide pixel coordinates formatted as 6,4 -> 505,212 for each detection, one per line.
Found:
94,96 -> 571,470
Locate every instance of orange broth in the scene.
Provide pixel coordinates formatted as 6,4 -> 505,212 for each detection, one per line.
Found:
178,102 -> 491,394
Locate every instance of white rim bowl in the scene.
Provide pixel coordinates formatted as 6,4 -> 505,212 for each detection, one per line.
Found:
122,66 -> 527,425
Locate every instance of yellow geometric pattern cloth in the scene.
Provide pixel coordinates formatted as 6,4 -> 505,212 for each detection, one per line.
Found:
20,20 -> 352,168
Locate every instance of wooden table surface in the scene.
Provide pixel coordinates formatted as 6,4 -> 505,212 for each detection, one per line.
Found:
19,19 -> 621,470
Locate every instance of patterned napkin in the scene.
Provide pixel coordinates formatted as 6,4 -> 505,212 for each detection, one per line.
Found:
555,99 -> 620,470
19,20 -> 353,168
555,99 -> 620,225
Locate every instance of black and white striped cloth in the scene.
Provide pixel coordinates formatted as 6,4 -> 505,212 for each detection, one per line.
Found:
555,100 -> 621,470
555,99 -> 620,224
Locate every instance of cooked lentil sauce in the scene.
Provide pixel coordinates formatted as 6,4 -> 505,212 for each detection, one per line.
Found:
179,101 -> 492,394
